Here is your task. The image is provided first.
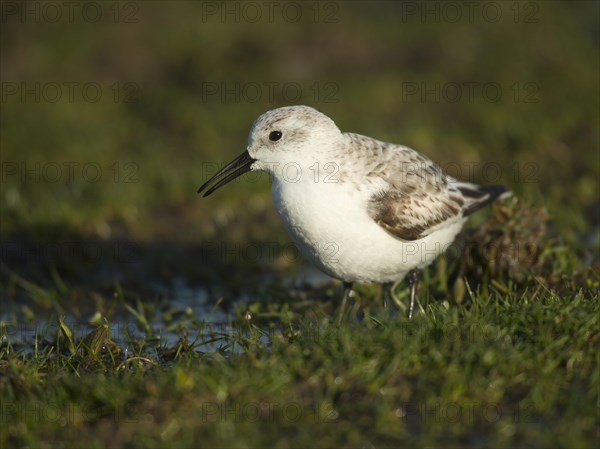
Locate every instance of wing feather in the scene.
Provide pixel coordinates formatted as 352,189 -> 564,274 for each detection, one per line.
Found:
355,136 -> 507,241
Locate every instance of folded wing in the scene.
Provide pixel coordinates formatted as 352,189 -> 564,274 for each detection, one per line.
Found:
366,145 -> 508,241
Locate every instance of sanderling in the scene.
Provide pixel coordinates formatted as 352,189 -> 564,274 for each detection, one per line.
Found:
198,105 -> 509,320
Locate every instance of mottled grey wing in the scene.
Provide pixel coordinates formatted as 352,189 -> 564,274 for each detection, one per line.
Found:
344,133 -> 508,241
365,146 -> 467,241
368,180 -> 466,241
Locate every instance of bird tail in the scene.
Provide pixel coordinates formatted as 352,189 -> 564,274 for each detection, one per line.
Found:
456,183 -> 511,216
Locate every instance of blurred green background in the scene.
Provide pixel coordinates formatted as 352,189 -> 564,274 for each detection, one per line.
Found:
1,3 -> 599,448
1,1 -> 598,297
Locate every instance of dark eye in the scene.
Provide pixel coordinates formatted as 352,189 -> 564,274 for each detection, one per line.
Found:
269,130 -> 282,141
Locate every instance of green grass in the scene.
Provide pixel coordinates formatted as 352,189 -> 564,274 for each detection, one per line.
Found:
1,286 -> 598,448
1,1 -> 599,448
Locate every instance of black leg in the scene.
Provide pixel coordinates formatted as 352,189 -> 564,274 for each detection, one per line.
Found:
407,269 -> 420,320
337,281 -> 353,325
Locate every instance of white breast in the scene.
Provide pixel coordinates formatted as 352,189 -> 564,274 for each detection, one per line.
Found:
271,178 -> 465,283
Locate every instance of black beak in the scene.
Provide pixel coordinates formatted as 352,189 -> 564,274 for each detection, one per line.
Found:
197,150 -> 256,197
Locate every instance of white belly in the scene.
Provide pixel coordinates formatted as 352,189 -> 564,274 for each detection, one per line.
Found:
272,179 -> 465,283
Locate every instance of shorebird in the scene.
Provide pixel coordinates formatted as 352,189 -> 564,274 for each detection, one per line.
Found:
198,105 -> 509,320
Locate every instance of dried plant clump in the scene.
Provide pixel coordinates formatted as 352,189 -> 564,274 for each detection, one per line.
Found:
459,197 -> 549,283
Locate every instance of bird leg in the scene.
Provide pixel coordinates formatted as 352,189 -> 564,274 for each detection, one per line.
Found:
379,282 -> 393,310
337,281 -> 353,325
407,269 -> 420,320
